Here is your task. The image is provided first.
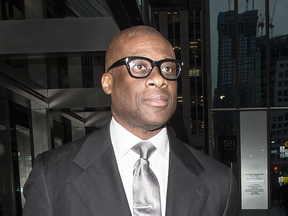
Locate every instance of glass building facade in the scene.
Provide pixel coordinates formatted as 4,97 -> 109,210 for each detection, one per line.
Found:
210,0 -> 288,212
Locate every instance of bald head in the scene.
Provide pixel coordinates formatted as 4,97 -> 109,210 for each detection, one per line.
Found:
105,25 -> 171,71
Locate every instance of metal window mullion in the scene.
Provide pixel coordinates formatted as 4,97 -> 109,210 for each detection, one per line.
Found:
265,0 -> 271,209
234,0 -> 239,110
194,10 -> 199,133
5,99 -> 18,215
266,0 -> 270,107
234,0 -> 241,210
202,0 -> 213,155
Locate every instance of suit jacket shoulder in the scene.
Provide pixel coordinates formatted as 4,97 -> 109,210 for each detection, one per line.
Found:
167,134 -> 238,216
23,124 -> 131,216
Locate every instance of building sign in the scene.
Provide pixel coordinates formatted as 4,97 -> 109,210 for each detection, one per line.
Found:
218,136 -> 237,163
244,173 -> 265,195
285,149 -> 288,158
280,146 -> 286,158
240,111 -> 268,209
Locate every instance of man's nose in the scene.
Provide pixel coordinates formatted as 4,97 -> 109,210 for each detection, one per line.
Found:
145,66 -> 168,88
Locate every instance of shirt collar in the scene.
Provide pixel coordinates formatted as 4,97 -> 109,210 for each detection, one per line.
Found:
110,117 -> 169,159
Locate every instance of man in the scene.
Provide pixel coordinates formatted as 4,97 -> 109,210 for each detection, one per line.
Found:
23,25 -> 238,216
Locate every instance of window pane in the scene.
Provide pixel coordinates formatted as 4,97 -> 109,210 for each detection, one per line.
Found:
0,97 -> 15,216
238,1 -> 259,108
9,100 -> 33,212
270,110 -> 288,211
212,111 -> 237,174
211,3 -> 237,108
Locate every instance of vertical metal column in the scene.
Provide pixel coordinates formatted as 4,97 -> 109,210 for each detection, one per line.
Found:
193,11 -> 199,133
265,0 -> 270,110
31,102 -> 51,157
234,0 -> 242,209
25,0 -> 48,88
159,11 -> 168,39
92,56 -> 105,88
68,57 -> 83,88
4,99 -> 17,216
265,0 -> 271,208
202,0 -> 213,155
180,11 -> 191,142
24,0 -> 46,19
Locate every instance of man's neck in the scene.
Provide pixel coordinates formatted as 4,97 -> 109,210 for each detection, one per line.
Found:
112,117 -> 165,140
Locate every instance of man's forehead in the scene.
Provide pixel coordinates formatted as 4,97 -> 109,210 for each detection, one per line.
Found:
105,30 -> 174,69
117,33 -> 155,45
117,34 -> 172,53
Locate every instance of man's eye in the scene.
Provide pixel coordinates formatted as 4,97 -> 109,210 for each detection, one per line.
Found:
130,61 -> 149,72
163,67 -> 173,73
135,64 -> 145,70
161,62 -> 175,74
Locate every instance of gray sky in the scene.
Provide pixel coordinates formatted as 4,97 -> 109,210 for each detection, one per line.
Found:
210,0 -> 288,93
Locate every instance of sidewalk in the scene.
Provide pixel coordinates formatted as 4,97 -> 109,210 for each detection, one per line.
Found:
271,200 -> 288,216
239,209 -> 278,215
272,205 -> 287,216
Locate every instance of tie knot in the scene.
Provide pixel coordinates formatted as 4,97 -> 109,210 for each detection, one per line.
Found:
132,142 -> 156,159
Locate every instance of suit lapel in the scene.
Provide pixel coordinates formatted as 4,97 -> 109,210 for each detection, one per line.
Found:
72,124 -> 131,216
166,134 -> 210,216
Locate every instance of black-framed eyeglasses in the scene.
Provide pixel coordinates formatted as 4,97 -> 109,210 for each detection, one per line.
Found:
106,56 -> 184,80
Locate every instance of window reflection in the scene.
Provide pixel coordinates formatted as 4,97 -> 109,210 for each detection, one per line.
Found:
211,0 -> 288,211
212,111 -> 237,176
270,110 -> 288,207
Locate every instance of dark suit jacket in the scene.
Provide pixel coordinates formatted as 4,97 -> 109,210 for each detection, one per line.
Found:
23,123 -> 238,216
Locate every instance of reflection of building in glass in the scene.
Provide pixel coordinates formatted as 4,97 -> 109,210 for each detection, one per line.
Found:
246,36 -> 265,107
248,34 -> 288,181
268,36 -> 288,176
270,110 -> 288,162
249,35 -> 288,166
274,58 -> 288,107
269,35 -> 288,108
214,10 -> 258,109
213,10 -> 258,162
270,109 -> 288,186
213,10 -> 235,109
248,35 -> 288,107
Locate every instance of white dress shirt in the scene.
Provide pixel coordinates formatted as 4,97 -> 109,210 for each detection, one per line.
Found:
110,117 -> 169,216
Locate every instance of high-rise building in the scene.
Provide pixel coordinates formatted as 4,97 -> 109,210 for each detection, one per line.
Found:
214,10 -> 258,109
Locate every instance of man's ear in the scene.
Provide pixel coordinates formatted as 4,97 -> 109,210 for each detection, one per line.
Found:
101,73 -> 112,94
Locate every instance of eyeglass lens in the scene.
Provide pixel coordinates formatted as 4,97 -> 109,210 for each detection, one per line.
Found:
128,58 -> 180,79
